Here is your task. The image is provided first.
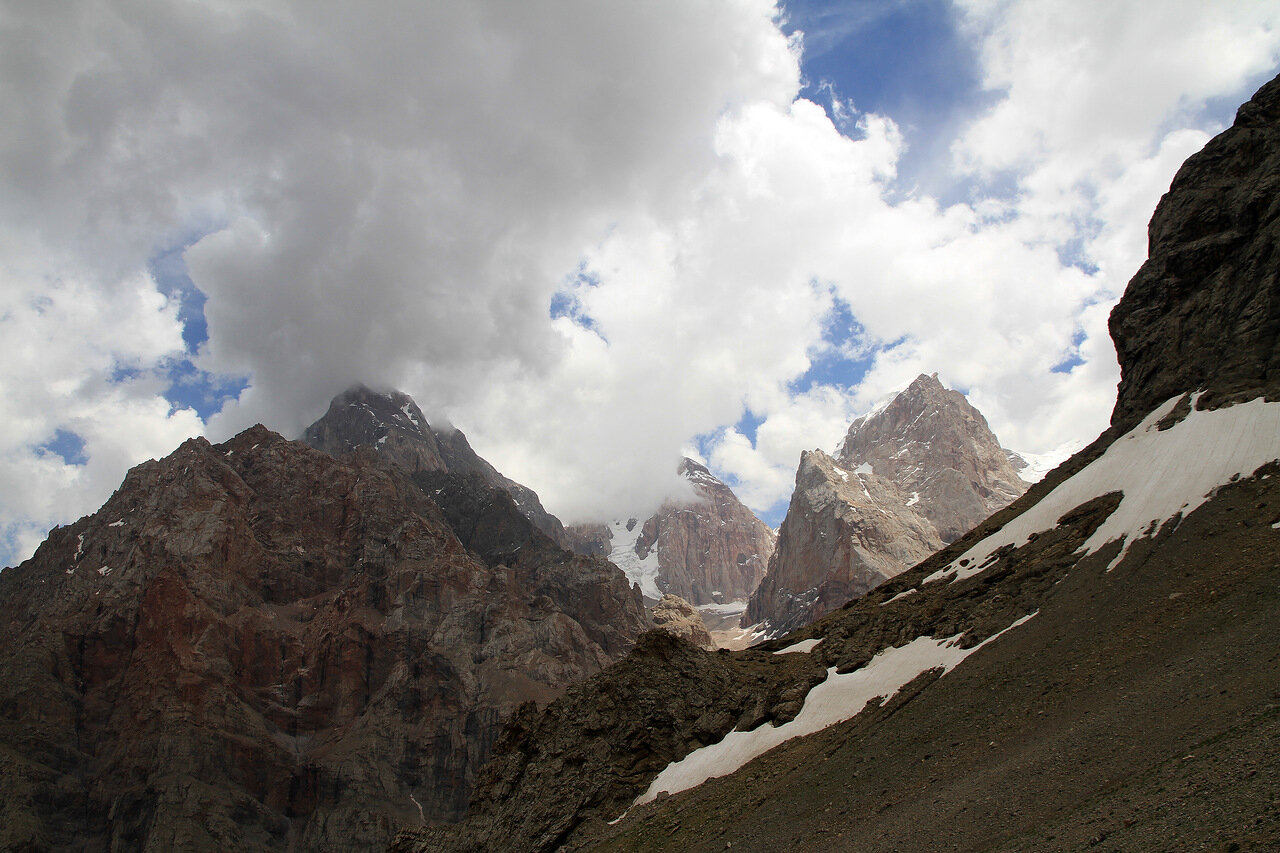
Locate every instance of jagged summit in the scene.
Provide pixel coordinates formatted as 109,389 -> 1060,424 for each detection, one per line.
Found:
304,383 -> 447,473
743,373 -> 1027,636
304,384 -> 574,548
837,372 -> 1028,541
587,456 -> 776,607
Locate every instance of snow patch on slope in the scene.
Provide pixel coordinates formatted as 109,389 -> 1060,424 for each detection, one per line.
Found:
633,612 -> 1038,807
1010,440 -> 1085,484
773,638 -> 821,655
928,394 -> 1280,584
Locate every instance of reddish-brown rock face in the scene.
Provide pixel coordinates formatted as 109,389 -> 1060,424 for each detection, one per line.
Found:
744,375 -> 1028,636
633,459 -> 775,605
0,424 -> 647,851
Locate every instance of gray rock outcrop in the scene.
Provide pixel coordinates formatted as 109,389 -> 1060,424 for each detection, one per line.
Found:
650,593 -> 716,650
745,373 -> 1028,635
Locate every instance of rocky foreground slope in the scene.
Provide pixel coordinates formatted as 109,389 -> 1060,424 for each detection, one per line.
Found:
0,398 -> 648,850
745,373 -> 1028,636
395,73 -> 1280,853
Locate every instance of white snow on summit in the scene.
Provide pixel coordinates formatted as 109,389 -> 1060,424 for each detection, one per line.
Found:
928,393 -> 1280,584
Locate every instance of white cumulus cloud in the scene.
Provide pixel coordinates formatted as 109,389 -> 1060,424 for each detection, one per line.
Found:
1,0 -> 1278,564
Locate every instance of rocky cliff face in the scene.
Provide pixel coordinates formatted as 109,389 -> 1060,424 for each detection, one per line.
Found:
837,373 -> 1028,541
633,459 -> 775,605
398,72 -> 1280,853
565,459 -> 774,606
1109,74 -> 1280,433
743,448 -> 944,635
745,374 -> 1027,635
0,419 -> 647,850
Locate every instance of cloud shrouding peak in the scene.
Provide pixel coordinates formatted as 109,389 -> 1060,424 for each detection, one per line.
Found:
1,0 -> 1278,563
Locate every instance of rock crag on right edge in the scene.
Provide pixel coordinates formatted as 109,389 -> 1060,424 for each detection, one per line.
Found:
1110,73 -> 1280,431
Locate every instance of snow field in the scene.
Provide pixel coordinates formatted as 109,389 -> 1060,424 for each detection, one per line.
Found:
633,612 -> 1037,807
880,589 -> 918,606
608,519 -> 663,600
927,394 -> 1280,584
773,638 -> 821,654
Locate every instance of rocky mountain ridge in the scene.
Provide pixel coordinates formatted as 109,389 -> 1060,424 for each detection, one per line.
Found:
395,72 -> 1280,853
744,373 -> 1028,636
307,391 -> 776,614
0,398 -> 649,850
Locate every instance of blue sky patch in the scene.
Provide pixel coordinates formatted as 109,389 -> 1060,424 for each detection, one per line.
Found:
39,429 -> 88,466
147,239 -> 248,421
550,266 -> 607,340
790,292 -> 876,394
163,359 -> 248,421
1051,329 -> 1088,374
734,408 -> 766,445
782,0 -> 992,194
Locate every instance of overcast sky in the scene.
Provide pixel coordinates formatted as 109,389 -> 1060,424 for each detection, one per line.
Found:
3,0 -> 1279,566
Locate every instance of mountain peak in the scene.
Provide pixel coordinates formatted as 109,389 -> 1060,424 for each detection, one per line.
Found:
746,374 -> 1027,635
677,456 -> 723,487
303,384 -> 444,473
835,375 -> 1025,534
303,384 -> 578,548
910,371 -> 941,389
